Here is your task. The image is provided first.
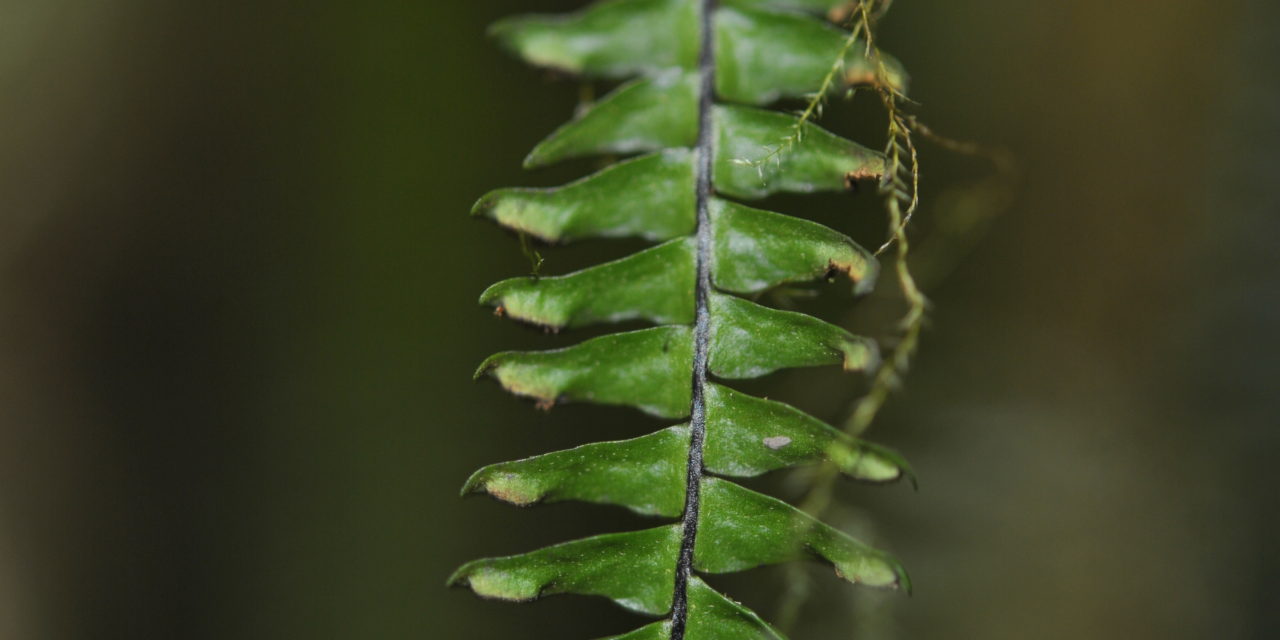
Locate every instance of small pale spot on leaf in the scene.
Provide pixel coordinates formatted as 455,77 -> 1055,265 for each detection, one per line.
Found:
763,436 -> 792,450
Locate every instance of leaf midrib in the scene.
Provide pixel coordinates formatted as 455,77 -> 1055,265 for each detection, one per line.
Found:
670,0 -> 718,638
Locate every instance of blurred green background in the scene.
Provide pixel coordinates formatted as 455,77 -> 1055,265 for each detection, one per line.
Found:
2,1 -> 1277,638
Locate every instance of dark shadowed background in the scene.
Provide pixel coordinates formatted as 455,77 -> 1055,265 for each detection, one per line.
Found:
2,1 -> 1277,638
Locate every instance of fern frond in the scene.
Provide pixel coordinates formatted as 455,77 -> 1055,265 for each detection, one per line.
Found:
456,1 -> 919,637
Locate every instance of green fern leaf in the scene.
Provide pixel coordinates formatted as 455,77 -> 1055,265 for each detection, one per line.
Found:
457,1 -> 913,637
472,151 -> 697,244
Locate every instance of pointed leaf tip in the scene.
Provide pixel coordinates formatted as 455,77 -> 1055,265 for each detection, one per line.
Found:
469,191 -> 495,218
473,351 -> 563,410
445,564 -> 467,589
448,561 -> 542,603
461,466 -> 545,506
473,352 -> 507,382
460,469 -> 484,498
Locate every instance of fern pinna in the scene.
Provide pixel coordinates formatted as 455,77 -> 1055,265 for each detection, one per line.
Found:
451,0 -> 914,637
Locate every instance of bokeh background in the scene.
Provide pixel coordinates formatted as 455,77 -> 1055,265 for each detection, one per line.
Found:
2,1 -> 1277,638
